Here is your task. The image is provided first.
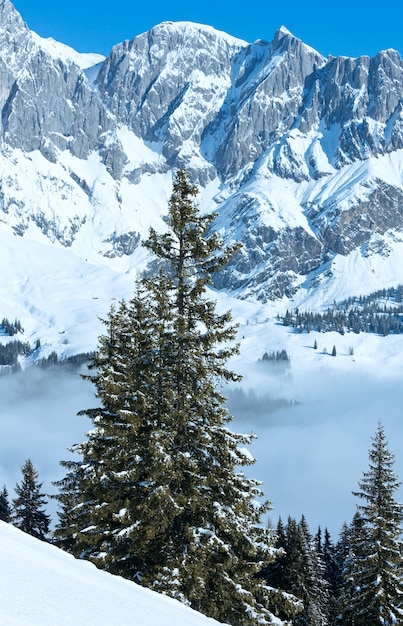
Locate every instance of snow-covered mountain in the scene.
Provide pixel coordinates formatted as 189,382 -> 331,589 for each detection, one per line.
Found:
0,520 -> 227,625
1,0 -> 403,355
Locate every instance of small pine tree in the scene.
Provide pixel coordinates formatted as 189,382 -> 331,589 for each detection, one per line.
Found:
258,518 -> 303,621
263,516 -> 329,625
331,345 -> 336,356
320,528 -> 340,624
0,485 -> 12,522
12,459 -> 50,540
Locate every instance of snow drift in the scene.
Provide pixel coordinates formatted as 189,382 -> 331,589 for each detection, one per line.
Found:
0,520 -> 226,626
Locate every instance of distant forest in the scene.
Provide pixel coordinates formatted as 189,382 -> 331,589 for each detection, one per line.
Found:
281,285 -> 403,335
0,317 -> 29,367
0,317 -> 93,370
3,285 -> 403,367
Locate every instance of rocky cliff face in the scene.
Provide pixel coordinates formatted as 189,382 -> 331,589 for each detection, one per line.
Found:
95,22 -> 244,182
1,0 -> 403,304
0,1 -> 110,159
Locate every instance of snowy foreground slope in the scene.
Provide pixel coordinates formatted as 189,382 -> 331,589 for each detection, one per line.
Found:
0,521 -> 227,626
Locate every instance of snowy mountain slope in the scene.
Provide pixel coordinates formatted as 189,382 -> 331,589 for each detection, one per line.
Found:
1,0 -> 403,351
0,227 -> 137,358
31,32 -> 105,69
0,521 -> 227,626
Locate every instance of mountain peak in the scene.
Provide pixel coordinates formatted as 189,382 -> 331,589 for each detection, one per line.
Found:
0,0 -> 28,32
277,25 -> 293,37
144,19 -> 248,48
31,32 -> 105,69
0,3 -> 402,317
0,0 -> 17,12
272,25 -> 297,46
271,24 -> 324,60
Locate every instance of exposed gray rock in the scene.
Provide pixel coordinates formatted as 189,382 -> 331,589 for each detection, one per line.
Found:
95,22 -> 244,165
32,211 -> 85,246
202,28 -> 326,179
310,50 -> 403,166
102,231 -> 141,257
2,51 -> 111,159
309,181 -> 403,255
99,138 -> 128,179
216,223 -> 324,300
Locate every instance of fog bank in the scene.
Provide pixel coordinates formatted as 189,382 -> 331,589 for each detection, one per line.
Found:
0,368 -> 94,522
1,363 -> 402,539
229,361 -> 403,537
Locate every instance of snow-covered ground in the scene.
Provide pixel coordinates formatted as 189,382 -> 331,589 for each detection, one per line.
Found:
0,520 -> 225,626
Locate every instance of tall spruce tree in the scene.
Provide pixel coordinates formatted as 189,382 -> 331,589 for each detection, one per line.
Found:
55,170 -> 298,625
337,423 -> 403,626
13,459 -> 50,540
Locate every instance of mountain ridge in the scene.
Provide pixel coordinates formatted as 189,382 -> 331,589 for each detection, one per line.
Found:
1,0 -> 403,356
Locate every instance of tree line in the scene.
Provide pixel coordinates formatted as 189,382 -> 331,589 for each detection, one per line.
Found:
0,340 -> 31,367
2,171 -> 403,625
0,317 -> 23,336
0,344 -> 94,370
0,316 -> 94,370
282,286 -> 403,335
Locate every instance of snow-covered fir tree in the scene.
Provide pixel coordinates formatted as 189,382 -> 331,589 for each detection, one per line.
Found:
336,423 -> 403,626
12,459 -> 50,540
297,516 -> 330,626
55,170 -> 300,625
262,516 -> 330,625
316,527 -> 339,625
0,484 -> 12,522
335,513 -> 371,626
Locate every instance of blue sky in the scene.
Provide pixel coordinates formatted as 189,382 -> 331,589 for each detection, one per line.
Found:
12,0 -> 403,59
